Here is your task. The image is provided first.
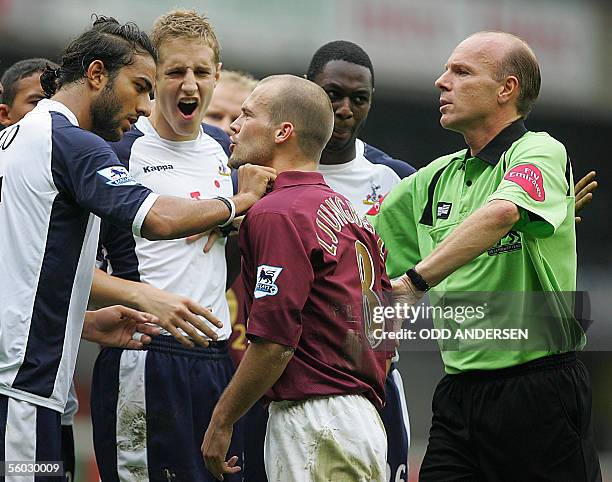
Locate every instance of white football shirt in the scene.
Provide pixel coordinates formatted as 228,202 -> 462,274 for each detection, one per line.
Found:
99,116 -> 233,340
319,139 -> 403,217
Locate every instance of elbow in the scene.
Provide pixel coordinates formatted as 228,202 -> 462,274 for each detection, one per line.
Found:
492,200 -> 520,228
251,337 -> 295,368
267,342 -> 295,367
141,210 -> 175,240
279,346 -> 295,365
272,346 -> 295,372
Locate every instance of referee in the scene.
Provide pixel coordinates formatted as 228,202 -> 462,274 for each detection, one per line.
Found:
373,31 -> 601,481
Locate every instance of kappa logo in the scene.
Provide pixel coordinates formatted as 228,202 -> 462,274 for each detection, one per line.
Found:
143,164 -> 174,173
488,230 -> 522,256
254,265 -> 283,299
97,166 -> 138,186
437,202 -> 452,220
363,181 -> 383,205
504,163 -> 545,201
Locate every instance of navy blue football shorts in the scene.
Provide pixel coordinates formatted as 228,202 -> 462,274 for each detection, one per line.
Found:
91,336 -> 243,482
381,365 -> 411,481
0,394 -> 63,482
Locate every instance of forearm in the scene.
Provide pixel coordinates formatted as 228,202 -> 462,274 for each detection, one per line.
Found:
90,268 -> 142,310
141,193 -> 257,241
416,200 -> 520,286
210,338 -> 294,427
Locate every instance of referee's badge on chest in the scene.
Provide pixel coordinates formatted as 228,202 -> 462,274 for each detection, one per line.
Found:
254,265 -> 283,299
437,202 -> 453,220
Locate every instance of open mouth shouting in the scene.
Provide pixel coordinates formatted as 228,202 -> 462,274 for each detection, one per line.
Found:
177,98 -> 199,119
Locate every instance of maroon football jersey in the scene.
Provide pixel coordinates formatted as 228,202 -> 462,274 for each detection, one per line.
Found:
239,171 -> 391,409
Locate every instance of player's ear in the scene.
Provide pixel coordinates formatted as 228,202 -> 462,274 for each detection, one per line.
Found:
85,60 -> 108,92
0,104 -> 12,127
274,122 -> 294,145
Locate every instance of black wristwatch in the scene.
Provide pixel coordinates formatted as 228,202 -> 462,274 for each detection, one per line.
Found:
405,268 -> 431,292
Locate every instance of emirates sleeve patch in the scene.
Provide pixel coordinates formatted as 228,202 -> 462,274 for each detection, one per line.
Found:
503,164 -> 545,201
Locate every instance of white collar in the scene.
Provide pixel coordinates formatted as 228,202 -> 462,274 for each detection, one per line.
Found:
36,99 -> 80,127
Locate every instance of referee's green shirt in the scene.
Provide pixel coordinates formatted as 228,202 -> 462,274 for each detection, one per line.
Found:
371,120 -> 585,373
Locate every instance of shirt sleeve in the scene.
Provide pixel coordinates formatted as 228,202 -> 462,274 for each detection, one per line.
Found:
369,175 -> 422,278
244,211 -> 314,348
487,133 -> 571,238
363,143 -> 417,179
50,121 -> 156,236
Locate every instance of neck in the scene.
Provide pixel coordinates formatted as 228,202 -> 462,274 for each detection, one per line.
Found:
270,154 -> 318,174
463,113 -> 521,156
51,85 -> 92,130
319,139 -> 357,165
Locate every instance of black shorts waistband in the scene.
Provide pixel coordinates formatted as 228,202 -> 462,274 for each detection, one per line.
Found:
145,335 -> 229,359
449,352 -> 577,382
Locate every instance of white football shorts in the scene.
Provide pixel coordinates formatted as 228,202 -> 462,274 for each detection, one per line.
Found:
265,394 -> 387,482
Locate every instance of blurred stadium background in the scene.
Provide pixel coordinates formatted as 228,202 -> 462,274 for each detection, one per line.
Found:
1,0 -> 610,480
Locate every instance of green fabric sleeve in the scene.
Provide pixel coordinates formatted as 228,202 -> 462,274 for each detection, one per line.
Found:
487,133 -> 571,238
369,175 -> 422,278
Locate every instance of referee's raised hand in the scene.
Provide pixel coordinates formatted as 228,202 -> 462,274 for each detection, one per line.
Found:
574,170 -> 598,223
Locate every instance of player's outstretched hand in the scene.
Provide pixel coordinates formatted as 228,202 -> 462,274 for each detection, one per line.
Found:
202,422 -> 241,481
234,164 -> 277,209
137,283 -> 223,348
574,170 -> 598,223
82,306 -> 161,349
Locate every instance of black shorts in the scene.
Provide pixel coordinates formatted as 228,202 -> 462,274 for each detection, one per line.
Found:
419,352 -> 601,482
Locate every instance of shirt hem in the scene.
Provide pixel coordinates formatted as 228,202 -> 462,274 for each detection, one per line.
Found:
246,327 -> 299,349
0,385 -> 64,413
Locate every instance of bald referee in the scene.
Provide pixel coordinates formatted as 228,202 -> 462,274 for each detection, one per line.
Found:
374,31 -> 601,481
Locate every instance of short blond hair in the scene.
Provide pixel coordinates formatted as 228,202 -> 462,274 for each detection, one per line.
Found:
150,9 -> 220,63
219,70 -> 258,92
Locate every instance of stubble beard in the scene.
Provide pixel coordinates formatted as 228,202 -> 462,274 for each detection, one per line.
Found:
90,83 -> 123,142
228,138 -> 274,169
228,153 -> 246,169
